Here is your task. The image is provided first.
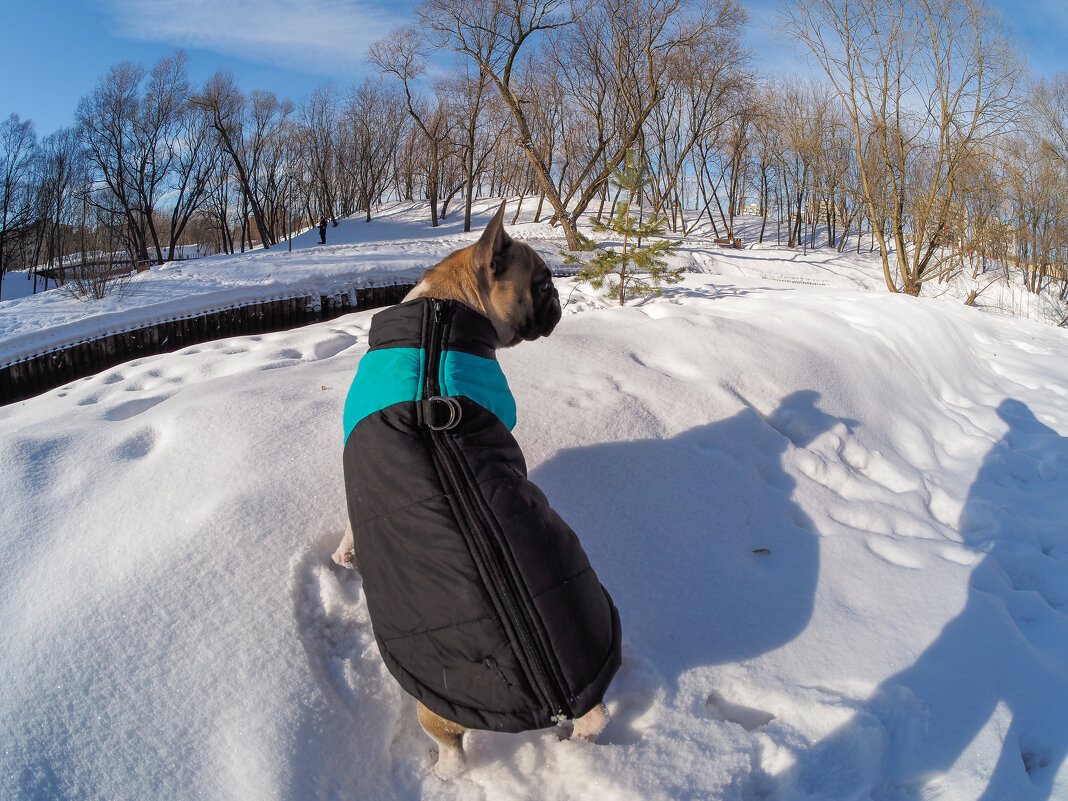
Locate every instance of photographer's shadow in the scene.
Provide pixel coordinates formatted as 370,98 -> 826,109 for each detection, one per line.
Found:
784,398 -> 1068,800
532,390 -> 845,692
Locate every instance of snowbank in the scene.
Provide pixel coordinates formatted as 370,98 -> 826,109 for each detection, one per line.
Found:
5,200 -> 1063,370
2,206 -> 1067,800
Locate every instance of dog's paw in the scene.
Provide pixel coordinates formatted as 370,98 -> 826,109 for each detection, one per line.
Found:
432,747 -> 467,781
570,703 -> 609,742
331,523 -> 358,570
331,546 -> 358,570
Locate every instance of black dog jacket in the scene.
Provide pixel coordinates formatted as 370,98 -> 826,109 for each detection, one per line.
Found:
342,298 -> 622,732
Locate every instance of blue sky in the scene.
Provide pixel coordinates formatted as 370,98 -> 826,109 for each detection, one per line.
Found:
2,0 -> 1066,137
0,0 -> 414,135
744,0 -> 1068,78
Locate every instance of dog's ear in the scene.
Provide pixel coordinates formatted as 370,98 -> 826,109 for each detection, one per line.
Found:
476,201 -> 512,276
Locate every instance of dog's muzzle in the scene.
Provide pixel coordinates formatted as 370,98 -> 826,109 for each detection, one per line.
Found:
521,289 -> 561,341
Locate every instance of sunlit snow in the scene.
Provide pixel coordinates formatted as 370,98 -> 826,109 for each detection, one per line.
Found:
2,201 -> 1067,800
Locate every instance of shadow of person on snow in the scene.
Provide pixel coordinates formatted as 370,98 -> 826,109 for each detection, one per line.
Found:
530,390 -> 851,729
781,398 -> 1068,800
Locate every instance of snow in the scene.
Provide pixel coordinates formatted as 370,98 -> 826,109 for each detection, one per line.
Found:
2,202 -> 1068,800
5,199 -> 1064,368
0,201 -> 591,367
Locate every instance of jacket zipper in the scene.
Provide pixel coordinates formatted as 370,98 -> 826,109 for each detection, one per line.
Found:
423,300 -> 569,719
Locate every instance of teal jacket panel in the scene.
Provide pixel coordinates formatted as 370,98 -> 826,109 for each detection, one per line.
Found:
343,347 -> 516,443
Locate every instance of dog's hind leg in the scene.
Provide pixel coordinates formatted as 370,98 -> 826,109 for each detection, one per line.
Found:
571,703 -> 609,742
417,702 -> 468,780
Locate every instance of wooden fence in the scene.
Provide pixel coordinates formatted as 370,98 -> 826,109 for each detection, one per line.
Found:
0,282 -> 415,406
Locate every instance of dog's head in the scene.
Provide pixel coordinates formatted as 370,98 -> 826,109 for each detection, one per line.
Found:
408,202 -> 561,348
473,203 -> 561,348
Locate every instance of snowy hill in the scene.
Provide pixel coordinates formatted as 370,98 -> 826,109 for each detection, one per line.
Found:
2,205 -> 1067,800
3,198 -> 1064,368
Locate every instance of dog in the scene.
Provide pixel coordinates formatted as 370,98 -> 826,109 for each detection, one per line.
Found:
335,201 -> 621,779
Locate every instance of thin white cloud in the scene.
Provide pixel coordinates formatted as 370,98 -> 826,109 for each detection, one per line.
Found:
98,0 -> 405,75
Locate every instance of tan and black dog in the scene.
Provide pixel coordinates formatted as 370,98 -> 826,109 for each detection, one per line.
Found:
336,202 -> 621,779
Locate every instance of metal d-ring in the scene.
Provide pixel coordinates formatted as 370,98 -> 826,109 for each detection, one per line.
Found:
426,395 -> 463,431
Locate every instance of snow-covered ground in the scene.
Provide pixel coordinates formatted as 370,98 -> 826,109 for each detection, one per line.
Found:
0,201 -> 585,366
3,199 -> 1065,368
2,202 -> 1067,800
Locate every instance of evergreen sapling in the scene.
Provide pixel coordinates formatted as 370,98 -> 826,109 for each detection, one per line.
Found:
565,150 -> 683,305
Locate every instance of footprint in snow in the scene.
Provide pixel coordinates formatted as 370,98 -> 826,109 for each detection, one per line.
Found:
103,394 -> 170,422
113,426 -> 162,461
291,543 -> 443,783
594,651 -> 661,746
865,535 -> 925,570
311,332 -> 358,361
705,690 -> 775,732
290,547 -> 373,708
783,399 -> 1068,801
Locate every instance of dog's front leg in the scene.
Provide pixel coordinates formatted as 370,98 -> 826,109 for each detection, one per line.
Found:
331,522 -> 357,569
571,703 -> 609,741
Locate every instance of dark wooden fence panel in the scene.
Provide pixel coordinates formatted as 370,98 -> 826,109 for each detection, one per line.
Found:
0,282 -> 415,406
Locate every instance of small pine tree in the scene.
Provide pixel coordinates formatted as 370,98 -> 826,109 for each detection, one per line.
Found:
565,149 -> 683,306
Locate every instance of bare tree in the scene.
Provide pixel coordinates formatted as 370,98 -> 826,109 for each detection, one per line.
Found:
749,90 -> 781,243
781,0 -> 1023,295
203,157 -> 237,254
416,0 -> 746,249
647,41 -> 750,234
0,113 -> 39,300
1004,132 -> 1063,294
345,78 -> 408,222
763,79 -> 828,250
299,84 -> 342,224
33,126 -> 88,289
810,103 -> 855,249
442,67 -> 498,231
193,71 -> 294,248
250,91 -> 297,244
1028,76 -> 1068,303
74,54 -> 195,266
137,52 -> 191,262
162,102 -> 218,261
942,141 -> 1004,299
416,0 -> 576,240
75,62 -> 151,264
1033,74 -> 1068,169
554,0 -> 749,236
714,99 -> 757,241
368,28 -> 456,227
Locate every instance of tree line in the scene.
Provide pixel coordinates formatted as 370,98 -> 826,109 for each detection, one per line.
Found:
2,0 -> 1067,308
